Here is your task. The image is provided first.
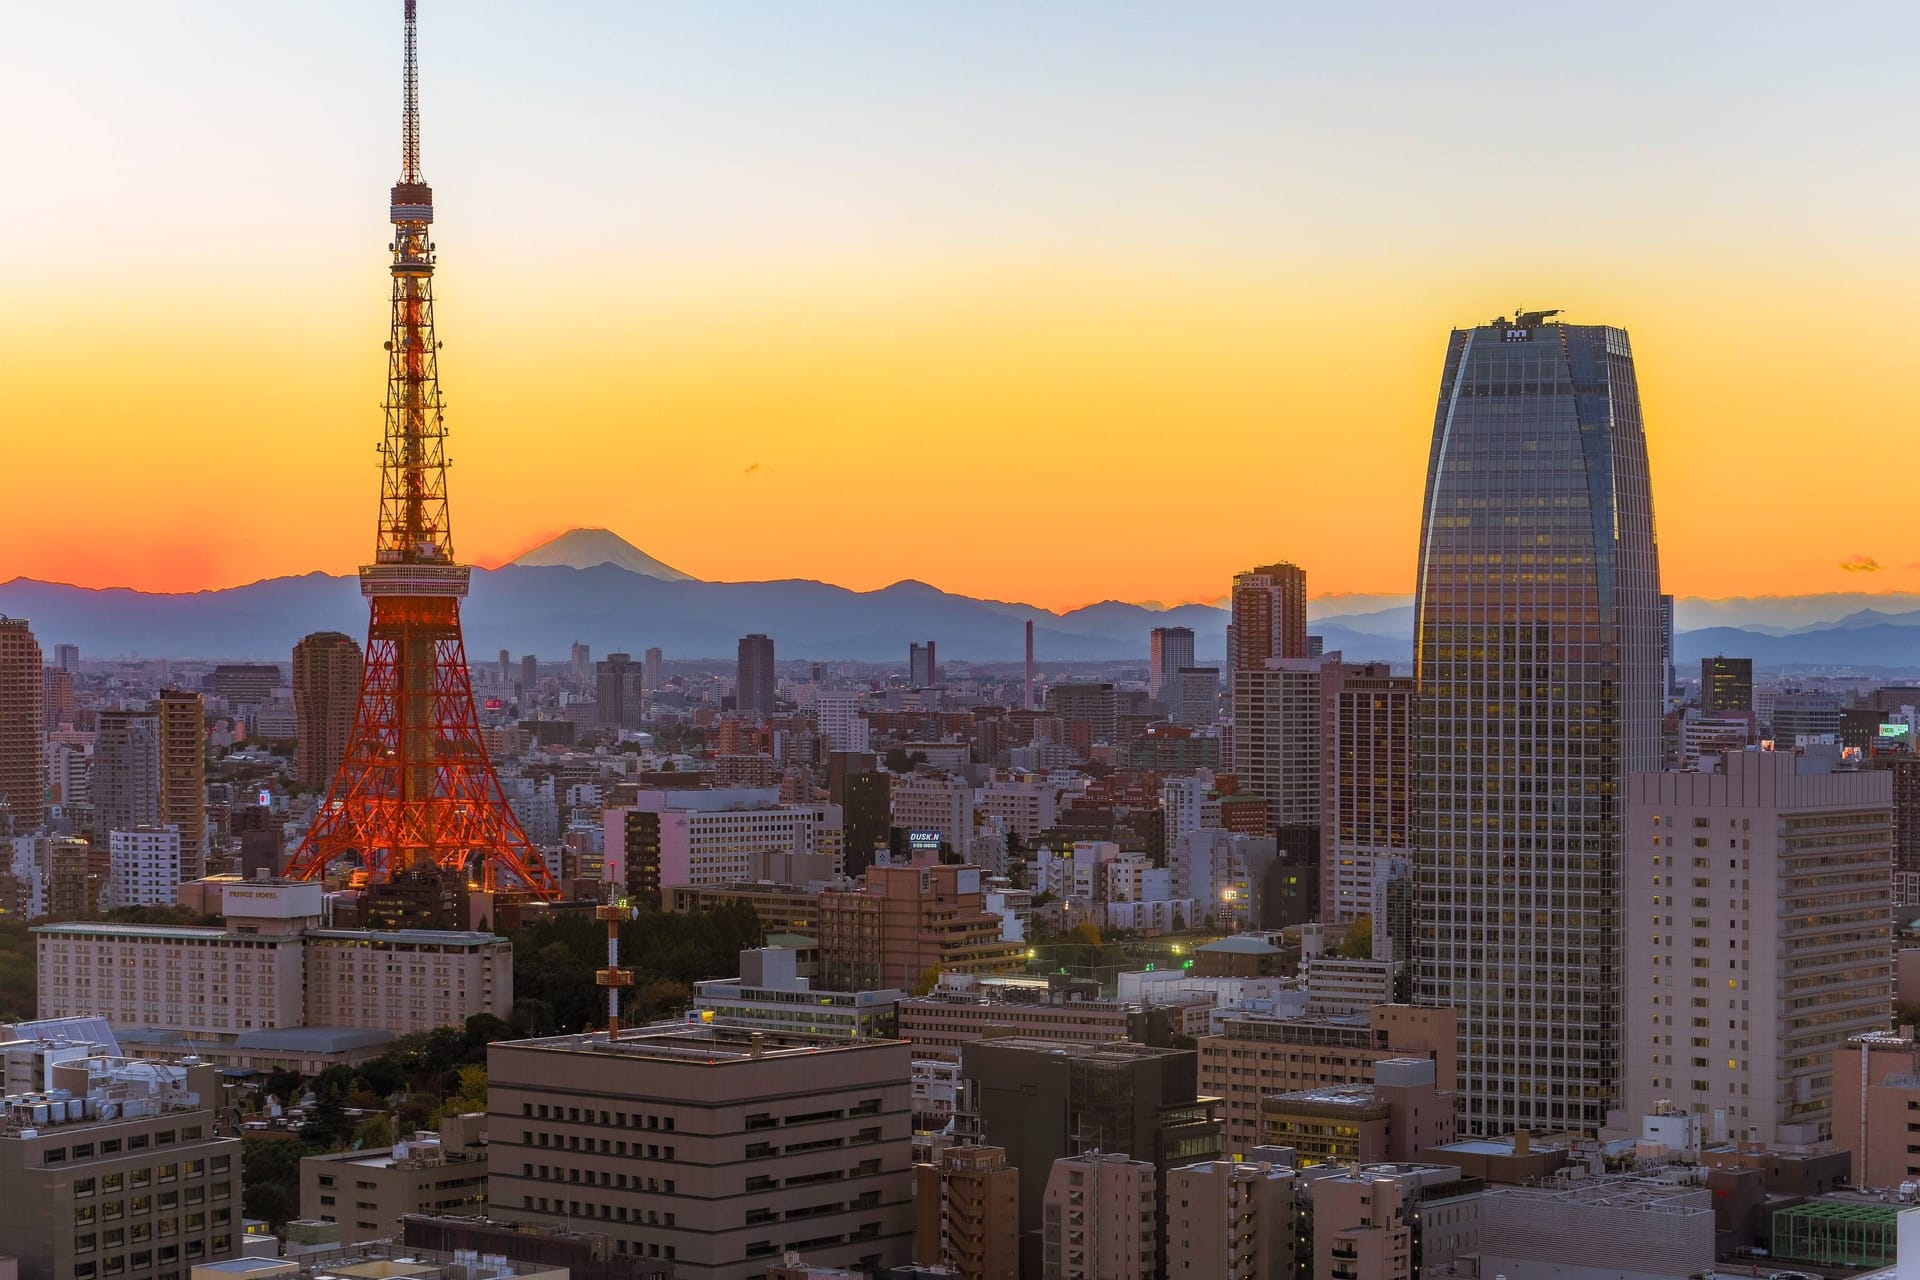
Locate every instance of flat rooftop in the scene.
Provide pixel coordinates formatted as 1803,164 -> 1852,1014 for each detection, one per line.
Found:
1267,1083 -> 1383,1109
503,1023 -> 906,1063
961,1036 -> 1189,1063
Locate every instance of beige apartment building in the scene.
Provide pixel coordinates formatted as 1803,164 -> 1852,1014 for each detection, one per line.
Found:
488,1023 -> 914,1280
1165,1159 -> 1297,1280
911,1144 -> 1018,1280
1040,1151 -> 1155,1280
36,881 -> 511,1041
0,1057 -> 241,1280
299,1114 -> 487,1244
1197,1004 -> 1456,1156
1623,750 -> 1893,1146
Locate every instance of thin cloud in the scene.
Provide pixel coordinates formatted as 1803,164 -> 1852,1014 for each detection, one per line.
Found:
1839,555 -> 1884,573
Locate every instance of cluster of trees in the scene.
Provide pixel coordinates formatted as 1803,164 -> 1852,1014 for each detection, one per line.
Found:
241,1014 -> 503,1226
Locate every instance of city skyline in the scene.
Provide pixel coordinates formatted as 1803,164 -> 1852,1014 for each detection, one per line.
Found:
5,4 -> 1920,609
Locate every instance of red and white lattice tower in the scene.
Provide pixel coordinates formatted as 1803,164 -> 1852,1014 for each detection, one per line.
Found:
285,0 -> 558,898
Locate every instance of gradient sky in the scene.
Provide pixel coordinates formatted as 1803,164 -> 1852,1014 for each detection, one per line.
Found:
4,2 -> 1918,610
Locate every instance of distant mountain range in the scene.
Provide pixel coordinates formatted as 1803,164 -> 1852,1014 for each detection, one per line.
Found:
10,529 -> 1920,669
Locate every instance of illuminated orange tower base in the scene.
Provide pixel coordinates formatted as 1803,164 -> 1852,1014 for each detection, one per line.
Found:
285,567 -> 558,897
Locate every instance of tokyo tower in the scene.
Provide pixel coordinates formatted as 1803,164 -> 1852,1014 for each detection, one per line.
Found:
284,0 -> 558,898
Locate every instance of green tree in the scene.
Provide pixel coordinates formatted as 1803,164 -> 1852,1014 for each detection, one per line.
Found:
353,1113 -> 394,1149
302,1092 -> 352,1150
1068,921 -> 1103,947
1337,915 -> 1373,960
911,965 -> 942,997
241,1137 -> 305,1226
436,1064 -> 488,1123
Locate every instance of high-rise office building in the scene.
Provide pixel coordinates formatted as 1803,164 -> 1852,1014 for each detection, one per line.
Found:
0,618 -> 46,832
643,646 -> 664,692
817,693 -> 870,754
1321,661 -> 1414,928
1658,592 -> 1678,702
595,652 -> 643,729
1413,312 -> 1663,1135
1229,563 -> 1308,679
1171,667 -> 1218,728
1044,682 -> 1117,744
1148,627 -> 1195,701
206,663 -> 282,708
1771,690 -> 1840,746
497,649 -> 512,686
107,824 -> 184,908
570,641 -> 591,680
52,642 -> 79,673
909,641 -> 938,688
828,751 -> 889,879
93,709 -> 162,838
736,634 -> 775,718
42,666 -> 76,730
1230,657 -> 1323,841
963,1038 -> 1221,1280
153,689 -> 207,880
519,654 -> 537,699
293,631 -> 363,788
1700,656 -> 1754,716
1623,751 -> 1892,1147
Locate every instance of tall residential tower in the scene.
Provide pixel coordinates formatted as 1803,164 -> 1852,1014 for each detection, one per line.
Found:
0,619 -> 45,832
1412,312 -> 1663,1134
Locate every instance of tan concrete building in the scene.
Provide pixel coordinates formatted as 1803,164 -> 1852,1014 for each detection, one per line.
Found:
1197,1004 -> 1456,1156
911,1144 -> 1018,1280
816,865 -> 1023,992
1308,1165 -> 1419,1280
666,882 -> 831,937
488,1023 -> 914,1280
1306,1163 -> 1480,1280
898,985 -> 1172,1062
1624,751 -> 1894,1146
291,632 -> 362,790
36,914 -> 310,1038
299,1114 -> 487,1244
0,1056 -> 240,1280
1040,1151 -> 1154,1280
1259,1058 -> 1454,1168
36,882 -> 510,1041
1164,1159 -> 1297,1280
1831,1029 -> 1920,1187
302,929 -> 510,1034
153,691 -> 206,882
0,618 -> 45,832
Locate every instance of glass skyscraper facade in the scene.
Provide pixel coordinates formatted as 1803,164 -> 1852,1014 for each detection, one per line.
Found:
1412,313 -> 1663,1134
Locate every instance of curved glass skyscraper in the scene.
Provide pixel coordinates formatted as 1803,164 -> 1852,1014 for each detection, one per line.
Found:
1413,312 -> 1662,1134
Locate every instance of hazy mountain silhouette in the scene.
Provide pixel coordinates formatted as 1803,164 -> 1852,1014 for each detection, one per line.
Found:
9,535 -> 1920,669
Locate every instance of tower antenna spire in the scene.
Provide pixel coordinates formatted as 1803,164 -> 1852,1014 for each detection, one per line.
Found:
402,0 -> 421,183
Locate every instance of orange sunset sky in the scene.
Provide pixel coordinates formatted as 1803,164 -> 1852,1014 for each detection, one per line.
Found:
3,3 -> 1917,612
